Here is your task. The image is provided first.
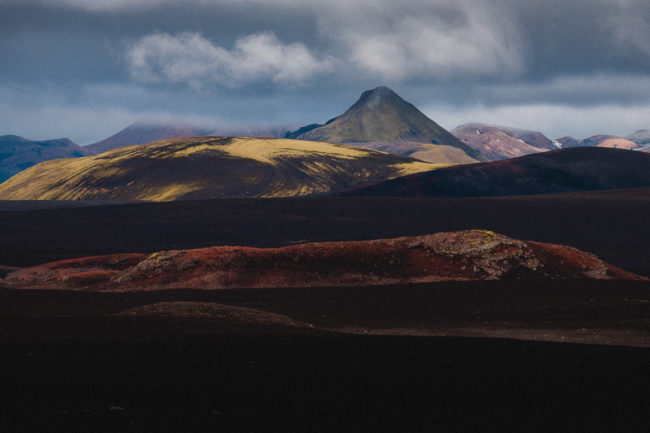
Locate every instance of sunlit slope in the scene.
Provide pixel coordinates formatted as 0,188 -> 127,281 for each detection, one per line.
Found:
0,136 -> 436,201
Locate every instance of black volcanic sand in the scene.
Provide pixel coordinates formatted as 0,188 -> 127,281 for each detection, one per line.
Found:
2,281 -> 650,432
1,189 -> 649,276
2,191 -> 650,431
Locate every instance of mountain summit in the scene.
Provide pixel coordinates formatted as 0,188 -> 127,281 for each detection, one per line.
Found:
287,86 -> 485,164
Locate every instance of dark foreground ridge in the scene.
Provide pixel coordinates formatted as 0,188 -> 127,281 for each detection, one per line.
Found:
341,147 -> 650,197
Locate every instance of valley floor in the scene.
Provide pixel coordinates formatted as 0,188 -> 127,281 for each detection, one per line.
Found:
1,189 -> 650,276
2,191 -> 649,431
2,280 -> 650,432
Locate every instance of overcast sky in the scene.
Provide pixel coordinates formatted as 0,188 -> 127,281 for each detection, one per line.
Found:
1,0 -> 650,144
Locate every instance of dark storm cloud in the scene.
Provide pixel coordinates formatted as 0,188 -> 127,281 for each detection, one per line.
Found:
1,0 -> 649,142
501,0 -> 650,76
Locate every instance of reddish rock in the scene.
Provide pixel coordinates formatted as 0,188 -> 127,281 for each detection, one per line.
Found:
3,230 -> 642,292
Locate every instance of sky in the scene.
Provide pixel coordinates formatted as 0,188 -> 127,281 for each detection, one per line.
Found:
1,0 -> 650,144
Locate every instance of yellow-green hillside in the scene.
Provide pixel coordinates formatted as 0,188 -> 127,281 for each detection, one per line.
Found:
0,136 -> 438,201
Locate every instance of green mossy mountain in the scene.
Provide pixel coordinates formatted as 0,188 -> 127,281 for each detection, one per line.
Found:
0,136 -> 436,201
287,86 -> 486,164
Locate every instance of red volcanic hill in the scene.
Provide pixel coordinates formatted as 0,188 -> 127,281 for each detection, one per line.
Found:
3,230 -> 641,292
341,147 -> 650,197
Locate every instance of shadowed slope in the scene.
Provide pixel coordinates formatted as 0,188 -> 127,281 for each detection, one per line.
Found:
0,136 -> 434,201
0,135 -> 89,182
342,147 -> 650,197
4,230 -> 641,292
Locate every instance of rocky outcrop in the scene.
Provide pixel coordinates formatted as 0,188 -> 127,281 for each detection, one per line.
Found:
4,230 -> 641,292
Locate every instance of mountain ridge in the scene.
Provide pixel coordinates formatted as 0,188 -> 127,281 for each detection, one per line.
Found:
452,123 -> 558,160
0,135 -> 89,182
0,136 -> 435,201
341,147 -> 650,197
558,133 -> 648,151
84,123 -> 216,154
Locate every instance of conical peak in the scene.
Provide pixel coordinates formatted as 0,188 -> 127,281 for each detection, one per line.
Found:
364,86 -> 396,97
353,86 -> 402,110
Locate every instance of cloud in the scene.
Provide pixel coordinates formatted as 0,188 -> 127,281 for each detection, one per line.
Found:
314,0 -> 525,81
0,82 -> 304,143
0,101 -> 225,144
127,32 -> 332,87
0,82 -> 227,143
424,102 -> 650,140
474,74 -> 650,106
33,0 -> 525,81
610,0 -> 650,55
20,0 -> 179,12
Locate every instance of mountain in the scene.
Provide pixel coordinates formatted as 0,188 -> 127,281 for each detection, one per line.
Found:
84,122 -> 215,154
556,136 -> 582,148
557,134 -> 642,150
286,86 -> 486,164
0,135 -> 89,182
452,123 -> 559,160
4,230 -> 640,292
0,136 -> 434,201
627,129 -> 650,146
86,122 -> 291,155
580,135 -> 639,149
341,147 -> 650,197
